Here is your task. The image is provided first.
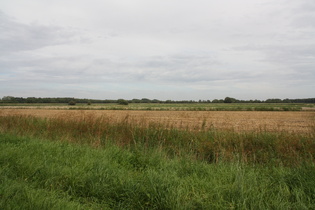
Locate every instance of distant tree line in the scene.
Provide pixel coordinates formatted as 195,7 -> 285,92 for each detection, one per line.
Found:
0,96 -> 114,104
1,96 -> 314,104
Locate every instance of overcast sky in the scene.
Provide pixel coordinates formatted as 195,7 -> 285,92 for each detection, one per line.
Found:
1,0 -> 314,100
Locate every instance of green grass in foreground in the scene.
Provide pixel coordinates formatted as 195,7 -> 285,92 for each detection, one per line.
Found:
1,133 -> 315,209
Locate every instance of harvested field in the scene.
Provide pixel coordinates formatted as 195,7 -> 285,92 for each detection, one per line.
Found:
1,108 -> 314,133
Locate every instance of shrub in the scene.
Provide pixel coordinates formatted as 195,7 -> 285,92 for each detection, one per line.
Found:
68,100 -> 76,106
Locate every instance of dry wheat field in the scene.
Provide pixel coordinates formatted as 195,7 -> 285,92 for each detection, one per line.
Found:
1,108 -> 314,133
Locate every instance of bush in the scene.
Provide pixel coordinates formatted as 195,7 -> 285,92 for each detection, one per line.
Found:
68,101 -> 76,106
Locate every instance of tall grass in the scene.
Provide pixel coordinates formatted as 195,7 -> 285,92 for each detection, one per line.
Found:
1,133 -> 315,209
0,114 -> 314,166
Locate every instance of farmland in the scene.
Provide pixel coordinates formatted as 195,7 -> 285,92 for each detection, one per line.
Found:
1,104 -> 315,209
1,102 -> 314,111
0,108 -> 314,133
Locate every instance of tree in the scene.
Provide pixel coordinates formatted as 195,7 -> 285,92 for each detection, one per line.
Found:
2,96 -> 15,101
117,99 -> 128,105
152,99 -> 160,103
141,98 -> 150,103
212,99 -> 222,103
265,98 -> 282,103
131,99 -> 141,103
224,97 -> 234,103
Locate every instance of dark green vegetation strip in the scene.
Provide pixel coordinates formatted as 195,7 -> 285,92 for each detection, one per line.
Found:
1,102 -> 310,111
1,133 -> 315,209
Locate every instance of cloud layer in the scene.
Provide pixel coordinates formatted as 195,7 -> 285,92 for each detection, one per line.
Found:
1,0 -> 314,100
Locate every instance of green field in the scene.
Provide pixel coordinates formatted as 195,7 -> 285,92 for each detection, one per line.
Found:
1,102 -> 314,111
0,112 -> 315,209
1,133 -> 315,209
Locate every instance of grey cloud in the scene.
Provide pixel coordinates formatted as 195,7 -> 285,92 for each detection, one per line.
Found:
262,45 -> 314,69
1,0 -> 314,100
290,15 -> 315,30
287,0 -> 315,30
1,53 -> 136,86
291,0 -> 315,13
0,11 -> 86,54
233,43 -> 315,84
119,53 -> 262,84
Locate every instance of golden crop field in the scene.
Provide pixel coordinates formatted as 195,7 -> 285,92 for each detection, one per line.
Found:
1,108 -> 314,133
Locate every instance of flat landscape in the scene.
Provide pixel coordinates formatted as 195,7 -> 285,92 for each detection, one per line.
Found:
1,104 -> 315,209
0,108 -> 314,133
1,102 -> 314,111
2,0 -> 315,207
